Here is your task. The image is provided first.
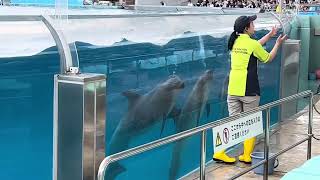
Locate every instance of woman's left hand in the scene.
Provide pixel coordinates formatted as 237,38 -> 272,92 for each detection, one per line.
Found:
269,26 -> 278,37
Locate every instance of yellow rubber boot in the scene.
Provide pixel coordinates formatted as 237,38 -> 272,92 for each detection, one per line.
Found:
239,137 -> 256,164
213,150 -> 236,164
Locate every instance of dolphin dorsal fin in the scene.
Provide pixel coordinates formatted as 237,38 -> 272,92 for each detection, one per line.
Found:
122,90 -> 141,108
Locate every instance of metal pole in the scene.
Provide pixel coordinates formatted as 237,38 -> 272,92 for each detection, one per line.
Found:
200,130 -> 206,180
307,94 -> 313,160
230,136 -> 309,180
264,108 -> 271,180
279,0 -> 282,14
41,14 -> 74,74
230,159 -> 267,180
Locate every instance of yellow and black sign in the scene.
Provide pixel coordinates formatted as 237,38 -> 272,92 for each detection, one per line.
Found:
216,132 -> 222,147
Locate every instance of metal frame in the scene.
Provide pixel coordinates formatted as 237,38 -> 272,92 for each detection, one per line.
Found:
97,90 -> 313,180
54,74 -> 106,180
270,11 -> 287,34
53,75 -> 59,180
279,39 -> 301,121
41,15 -> 74,73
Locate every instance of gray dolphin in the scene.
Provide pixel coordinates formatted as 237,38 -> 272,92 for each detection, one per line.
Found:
169,70 -> 213,180
106,75 -> 185,180
220,75 -> 229,117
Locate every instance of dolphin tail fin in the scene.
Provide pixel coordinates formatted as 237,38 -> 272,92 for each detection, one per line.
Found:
196,110 -> 201,127
169,107 -> 181,127
196,103 -> 210,127
104,162 -> 127,180
169,137 -> 187,180
106,129 -> 129,179
108,127 -> 130,156
160,107 -> 181,137
160,114 -> 167,137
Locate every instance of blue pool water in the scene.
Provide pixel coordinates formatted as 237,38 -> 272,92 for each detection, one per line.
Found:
0,20 -> 283,180
78,29 -> 282,179
0,52 -> 60,180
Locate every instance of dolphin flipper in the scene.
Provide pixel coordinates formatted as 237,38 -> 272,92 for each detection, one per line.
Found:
206,103 -> 211,118
169,112 -> 193,180
169,107 -> 181,127
160,114 -> 167,137
107,128 -> 130,180
169,139 -> 186,180
160,107 -> 182,137
196,110 -> 201,127
169,106 -> 181,119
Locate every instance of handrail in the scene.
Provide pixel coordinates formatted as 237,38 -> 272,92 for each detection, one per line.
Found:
270,11 -> 286,34
41,14 -> 74,74
97,90 -> 313,180
0,14 -> 75,74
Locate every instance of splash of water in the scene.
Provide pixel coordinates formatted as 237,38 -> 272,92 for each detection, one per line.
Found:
198,35 -> 206,68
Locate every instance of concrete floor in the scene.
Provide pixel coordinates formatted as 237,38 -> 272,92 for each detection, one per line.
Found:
181,100 -> 320,180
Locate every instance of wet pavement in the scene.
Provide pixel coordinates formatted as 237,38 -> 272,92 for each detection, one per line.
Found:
182,99 -> 320,180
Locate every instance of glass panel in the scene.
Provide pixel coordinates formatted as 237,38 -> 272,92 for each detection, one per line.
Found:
0,21 -> 59,180
63,13 -> 284,179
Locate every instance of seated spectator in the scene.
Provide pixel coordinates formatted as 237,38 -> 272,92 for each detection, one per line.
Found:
223,0 -> 228,7
196,0 -> 202,6
237,0 -> 244,8
202,0 -> 209,6
160,1 -> 166,6
187,0 -> 194,6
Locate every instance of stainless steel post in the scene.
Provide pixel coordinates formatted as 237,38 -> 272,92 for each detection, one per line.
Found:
264,108 -> 271,180
307,94 -> 313,160
200,130 -> 206,180
54,74 -> 106,180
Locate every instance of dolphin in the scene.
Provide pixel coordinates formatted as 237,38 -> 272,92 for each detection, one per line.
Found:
220,75 -> 229,117
169,70 -> 214,180
106,75 -> 185,180
176,70 -> 214,129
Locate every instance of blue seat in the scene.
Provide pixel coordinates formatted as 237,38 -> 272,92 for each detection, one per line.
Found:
281,156 -> 320,180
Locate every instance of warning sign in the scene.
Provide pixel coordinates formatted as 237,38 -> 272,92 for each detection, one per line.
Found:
216,133 -> 222,147
223,128 -> 229,144
212,111 -> 263,152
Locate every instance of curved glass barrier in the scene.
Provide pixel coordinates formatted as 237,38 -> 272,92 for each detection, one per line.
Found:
0,6 -> 134,16
60,13 -> 284,179
0,21 -> 59,180
0,9 -> 294,180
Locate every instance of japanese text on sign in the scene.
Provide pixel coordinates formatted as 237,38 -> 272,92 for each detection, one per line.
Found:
212,111 -> 263,152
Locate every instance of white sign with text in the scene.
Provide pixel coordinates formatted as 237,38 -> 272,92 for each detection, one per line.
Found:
212,111 -> 263,152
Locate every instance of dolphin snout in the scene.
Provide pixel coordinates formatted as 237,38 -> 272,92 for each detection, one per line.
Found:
205,70 -> 214,80
206,69 -> 214,75
179,82 -> 185,89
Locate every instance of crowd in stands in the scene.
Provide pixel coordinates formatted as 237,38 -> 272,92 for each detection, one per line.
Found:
188,0 -> 260,8
186,0 -> 318,9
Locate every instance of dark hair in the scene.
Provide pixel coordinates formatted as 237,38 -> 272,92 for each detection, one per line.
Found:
228,31 -> 239,50
227,20 -> 251,50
